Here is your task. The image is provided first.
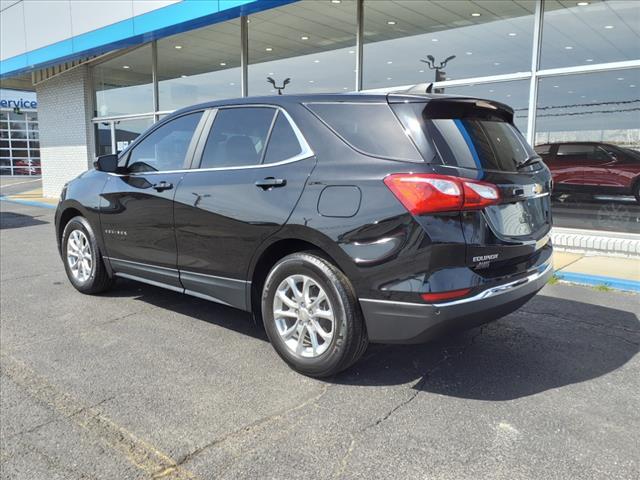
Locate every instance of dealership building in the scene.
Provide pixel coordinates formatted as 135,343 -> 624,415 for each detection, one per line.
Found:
0,0 -> 638,241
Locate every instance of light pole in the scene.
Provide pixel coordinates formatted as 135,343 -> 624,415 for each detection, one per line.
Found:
267,77 -> 291,95
420,55 -> 456,93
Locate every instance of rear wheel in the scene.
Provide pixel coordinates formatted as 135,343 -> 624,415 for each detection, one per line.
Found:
62,216 -> 114,294
261,252 -> 367,378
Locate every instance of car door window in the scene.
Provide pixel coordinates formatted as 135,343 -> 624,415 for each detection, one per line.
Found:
127,112 -> 203,173
592,147 -> 611,161
199,107 -> 276,169
263,112 -> 303,164
556,144 -> 595,160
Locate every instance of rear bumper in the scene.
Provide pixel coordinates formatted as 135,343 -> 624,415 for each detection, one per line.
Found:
359,261 -> 553,344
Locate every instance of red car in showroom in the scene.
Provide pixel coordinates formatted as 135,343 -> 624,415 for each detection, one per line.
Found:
535,142 -> 640,203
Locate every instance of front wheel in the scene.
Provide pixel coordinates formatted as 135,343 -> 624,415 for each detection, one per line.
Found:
261,252 -> 368,378
61,216 -> 114,294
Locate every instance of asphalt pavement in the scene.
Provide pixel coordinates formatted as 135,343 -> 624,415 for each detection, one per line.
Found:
1,199 -> 639,480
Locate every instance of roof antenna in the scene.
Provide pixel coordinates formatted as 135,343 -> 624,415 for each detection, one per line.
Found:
425,83 -> 434,93
267,77 -> 291,95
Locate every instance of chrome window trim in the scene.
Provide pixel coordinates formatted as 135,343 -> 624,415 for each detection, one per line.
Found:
107,104 -> 314,176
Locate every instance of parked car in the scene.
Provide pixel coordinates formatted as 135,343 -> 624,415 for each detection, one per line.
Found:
535,142 -> 640,203
55,91 -> 553,377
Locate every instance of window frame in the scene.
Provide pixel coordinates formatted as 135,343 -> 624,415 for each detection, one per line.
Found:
118,109 -> 208,175
190,104 -> 314,171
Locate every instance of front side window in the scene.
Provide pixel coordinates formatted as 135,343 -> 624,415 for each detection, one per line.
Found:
126,112 -> 202,173
199,107 -> 276,168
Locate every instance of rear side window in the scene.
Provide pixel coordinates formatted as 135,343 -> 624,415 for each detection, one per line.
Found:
200,107 -> 276,168
127,112 -> 202,173
264,112 -> 303,164
392,102 -> 535,172
306,103 -> 421,161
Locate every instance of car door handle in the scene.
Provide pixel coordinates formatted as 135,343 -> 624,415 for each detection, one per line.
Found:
152,181 -> 173,192
255,177 -> 287,190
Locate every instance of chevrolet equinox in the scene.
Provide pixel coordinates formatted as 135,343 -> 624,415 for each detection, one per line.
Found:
55,90 -> 554,377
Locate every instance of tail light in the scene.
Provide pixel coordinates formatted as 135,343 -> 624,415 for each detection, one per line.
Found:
383,173 -> 500,215
421,288 -> 472,303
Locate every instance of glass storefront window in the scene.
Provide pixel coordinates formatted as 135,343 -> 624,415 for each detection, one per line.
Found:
535,68 -> 640,233
0,108 -> 39,176
248,0 -> 357,95
95,122 -> 112,156
541,1 -> 640,69
441,80 -> 530,136
93,44 -> 154,117
157,20 -> 242,110
114,117 -> 154,153
10,130 -> 26,139
363,0 -> 536,90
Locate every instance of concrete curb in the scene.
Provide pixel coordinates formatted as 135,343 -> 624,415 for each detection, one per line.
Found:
551,227 -> 640,258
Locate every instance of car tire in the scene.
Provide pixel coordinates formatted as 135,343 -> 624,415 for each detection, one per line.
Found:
634,182 -> 640,205
61,216 -> 114,294
261,251 -> 368,378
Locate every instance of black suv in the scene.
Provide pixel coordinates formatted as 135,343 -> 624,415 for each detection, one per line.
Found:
55,91 -> 553,377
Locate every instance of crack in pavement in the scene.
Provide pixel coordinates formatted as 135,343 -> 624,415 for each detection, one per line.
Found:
331,327 -> 486,478
0,271 -> 57,283
159,383 -> 331,477
0,353 -> 200,480
519,309 -> 640,346
4,309 -> 160,351
3,396 -> 116,441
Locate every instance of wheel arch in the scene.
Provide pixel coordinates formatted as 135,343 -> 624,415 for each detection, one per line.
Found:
57,205 -> 84,244
247,229 -> 355,324
56,200 -> 113,276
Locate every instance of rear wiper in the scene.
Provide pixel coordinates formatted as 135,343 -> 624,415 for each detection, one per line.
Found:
517,155 -> 541,170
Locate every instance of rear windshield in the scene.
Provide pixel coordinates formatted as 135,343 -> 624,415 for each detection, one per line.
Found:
392,102 -> 536,172
305,103 -> 422,161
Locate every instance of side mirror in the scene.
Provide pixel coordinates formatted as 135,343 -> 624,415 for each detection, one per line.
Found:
94,154 -> 119,173
606,151 -> 618,161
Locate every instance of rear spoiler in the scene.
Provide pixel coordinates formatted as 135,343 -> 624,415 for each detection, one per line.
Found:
387,89 -> 514,124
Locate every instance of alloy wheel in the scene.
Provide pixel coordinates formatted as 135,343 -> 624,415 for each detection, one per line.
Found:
66,229 -> 92,283
272,274 -> 335,358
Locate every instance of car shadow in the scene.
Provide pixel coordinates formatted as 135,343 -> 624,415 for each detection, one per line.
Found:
103,280 -> 639,401
105,279 -> 268,342
334,294 -> 639,400
0,210 -> 49,230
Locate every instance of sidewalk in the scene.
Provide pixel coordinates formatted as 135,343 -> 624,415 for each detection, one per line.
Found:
0,187 -> 58,209
553,251 -> 640,293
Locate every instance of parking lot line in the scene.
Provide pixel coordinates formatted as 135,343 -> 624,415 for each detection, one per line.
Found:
0,353 -> 200,480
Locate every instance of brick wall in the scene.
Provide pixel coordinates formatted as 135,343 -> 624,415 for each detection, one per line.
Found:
36,65 -> 95,198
